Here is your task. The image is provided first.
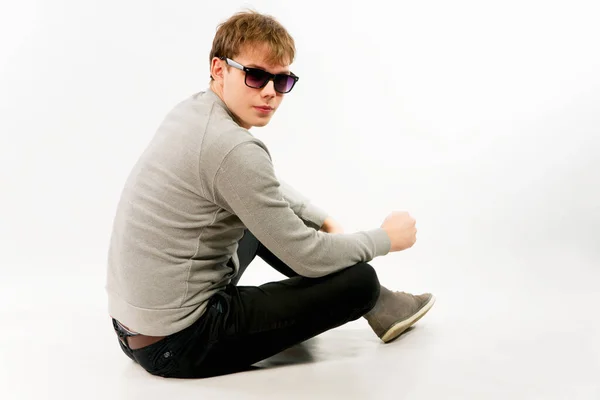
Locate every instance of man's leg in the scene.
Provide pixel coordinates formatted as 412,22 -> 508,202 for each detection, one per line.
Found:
230,228 -> 298,285
173,260 -> 380,378
239,229 -> 436,344
229,229 -> 262,285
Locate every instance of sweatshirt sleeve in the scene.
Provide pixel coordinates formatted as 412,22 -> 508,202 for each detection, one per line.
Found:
212,141 -> 391,278
278,179 -> 329,230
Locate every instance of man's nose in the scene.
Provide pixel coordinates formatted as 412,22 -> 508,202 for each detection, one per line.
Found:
261,79 -> 276,97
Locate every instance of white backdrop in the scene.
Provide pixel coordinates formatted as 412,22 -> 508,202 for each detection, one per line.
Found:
1,1 -> 600,398
1,0 -> 599,310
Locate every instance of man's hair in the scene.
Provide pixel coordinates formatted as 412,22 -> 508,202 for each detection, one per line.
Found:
209,10 -> 296,80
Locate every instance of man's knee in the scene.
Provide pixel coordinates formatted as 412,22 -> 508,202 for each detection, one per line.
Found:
345,262 -> 380,310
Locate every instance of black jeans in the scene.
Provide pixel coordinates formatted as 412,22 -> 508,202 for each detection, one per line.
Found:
112,229 -> 381,378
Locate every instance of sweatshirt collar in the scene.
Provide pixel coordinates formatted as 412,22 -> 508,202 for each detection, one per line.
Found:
204,87 -> 241,125
204,87 -> 251,132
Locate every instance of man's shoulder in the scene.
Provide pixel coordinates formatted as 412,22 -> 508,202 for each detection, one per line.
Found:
202,125 -> 270,172
175,91 -> 268,173
162,91 -> 258,145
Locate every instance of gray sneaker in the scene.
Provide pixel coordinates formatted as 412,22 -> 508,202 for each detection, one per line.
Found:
364,286 -> 436,343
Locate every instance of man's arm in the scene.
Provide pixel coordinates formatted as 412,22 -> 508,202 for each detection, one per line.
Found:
210,141 -> 391,278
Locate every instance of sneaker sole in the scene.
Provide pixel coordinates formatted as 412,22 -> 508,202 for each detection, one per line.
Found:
380,295 -> 436,343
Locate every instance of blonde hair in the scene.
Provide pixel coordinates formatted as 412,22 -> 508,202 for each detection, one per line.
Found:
209,10 -> 296,80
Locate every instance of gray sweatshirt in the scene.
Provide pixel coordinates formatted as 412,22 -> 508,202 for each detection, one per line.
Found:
105,88 -> 391,336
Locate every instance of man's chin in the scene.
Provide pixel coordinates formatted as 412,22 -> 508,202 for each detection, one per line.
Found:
251,118 -> 271,128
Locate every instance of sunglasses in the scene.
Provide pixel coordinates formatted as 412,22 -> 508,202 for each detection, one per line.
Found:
219,57 -> 299,94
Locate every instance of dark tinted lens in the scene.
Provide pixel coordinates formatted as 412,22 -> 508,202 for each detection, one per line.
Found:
245,68 -> 270,88
274,75 -> 296,93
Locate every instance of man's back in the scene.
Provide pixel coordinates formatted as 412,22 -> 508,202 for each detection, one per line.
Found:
106,89 -> 263,336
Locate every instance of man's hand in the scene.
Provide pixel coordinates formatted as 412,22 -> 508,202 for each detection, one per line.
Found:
380,211 -> 417,251
319,216 -> 344,234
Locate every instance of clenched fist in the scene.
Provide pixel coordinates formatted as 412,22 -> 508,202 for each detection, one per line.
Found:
381,211 -> 417,252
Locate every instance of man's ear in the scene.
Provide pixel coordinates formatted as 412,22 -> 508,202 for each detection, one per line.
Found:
210,57 -> 225,82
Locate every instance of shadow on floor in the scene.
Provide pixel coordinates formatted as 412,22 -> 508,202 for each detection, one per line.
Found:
207,326 -> 419,378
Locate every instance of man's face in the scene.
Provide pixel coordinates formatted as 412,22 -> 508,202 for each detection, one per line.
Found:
212,44 -> 291,129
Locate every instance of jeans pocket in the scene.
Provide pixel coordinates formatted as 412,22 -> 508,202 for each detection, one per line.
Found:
131,337 -> 178,377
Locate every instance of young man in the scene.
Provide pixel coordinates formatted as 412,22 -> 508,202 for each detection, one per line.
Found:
106,10 -> 435,379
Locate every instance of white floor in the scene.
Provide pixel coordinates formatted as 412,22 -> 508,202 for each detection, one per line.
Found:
1,249 -> 599,400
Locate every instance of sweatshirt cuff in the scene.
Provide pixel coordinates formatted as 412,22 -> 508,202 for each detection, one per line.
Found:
366,228 -> 392,257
